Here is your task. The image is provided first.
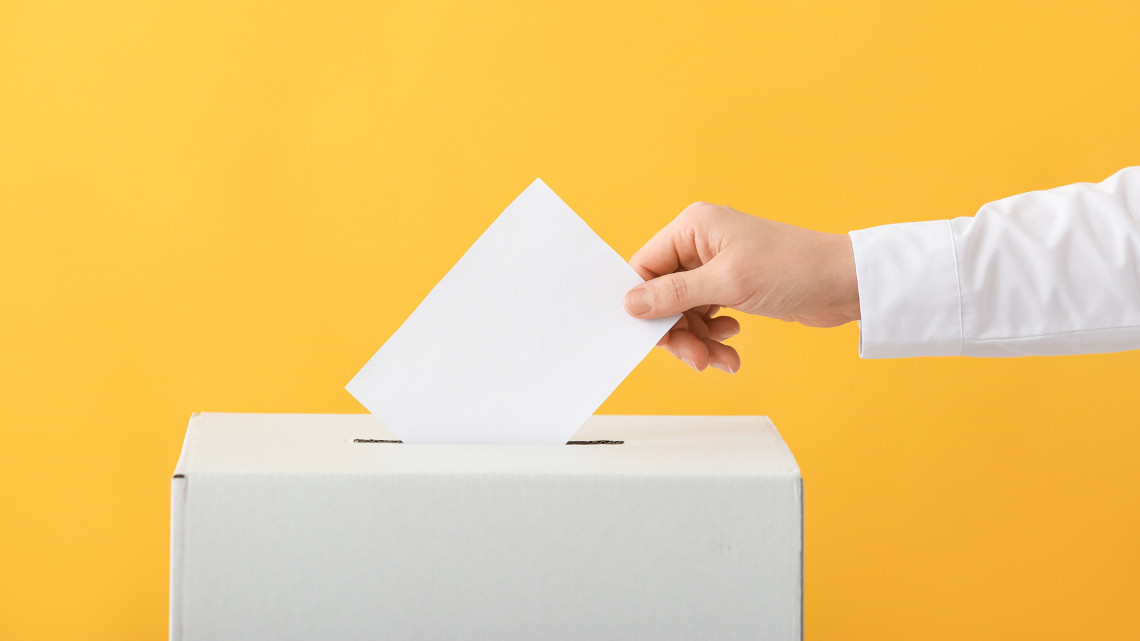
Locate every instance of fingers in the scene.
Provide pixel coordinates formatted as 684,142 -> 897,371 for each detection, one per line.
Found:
705,315 -> 740,341
628,202 -> 717,280
660,329 -> 711,370
660,311 -> 736,341
704,340 -> 741,374
624,266 -> 726,319
628,214 -> 690,280
660,330 -> 741,374
626,202 -> 741,369
628,224 -> 683,281
658,312 -> 742,374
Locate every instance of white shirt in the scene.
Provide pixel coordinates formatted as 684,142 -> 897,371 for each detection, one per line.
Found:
849,167 -> 1140,358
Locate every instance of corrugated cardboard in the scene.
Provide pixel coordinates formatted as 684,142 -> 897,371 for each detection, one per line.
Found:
170,413 -> 803,640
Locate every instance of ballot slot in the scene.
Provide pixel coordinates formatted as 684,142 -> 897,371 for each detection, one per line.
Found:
352,439 -> 403,444
351,438 -> 625,445
566,440 -> 624,445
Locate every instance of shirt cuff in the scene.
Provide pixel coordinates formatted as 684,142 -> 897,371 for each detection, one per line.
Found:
849,220 -> 963,358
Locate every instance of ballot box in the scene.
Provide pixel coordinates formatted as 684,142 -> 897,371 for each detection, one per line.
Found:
170,413 -> 803,641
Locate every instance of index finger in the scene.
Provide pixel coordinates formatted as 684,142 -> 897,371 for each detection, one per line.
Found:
629,208 -> 705,281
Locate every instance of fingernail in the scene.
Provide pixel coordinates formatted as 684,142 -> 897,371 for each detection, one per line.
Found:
711,362 -> 736,374
682,357 -> 698,371
624,286 -> 651,315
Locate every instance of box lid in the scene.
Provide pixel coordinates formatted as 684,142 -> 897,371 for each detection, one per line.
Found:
173,413 -> 799,478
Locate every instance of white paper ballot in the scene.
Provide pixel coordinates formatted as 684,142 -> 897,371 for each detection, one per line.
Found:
346,178 -> 680,444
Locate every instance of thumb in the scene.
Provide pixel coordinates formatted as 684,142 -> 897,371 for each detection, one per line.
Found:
624,268 -> 721,318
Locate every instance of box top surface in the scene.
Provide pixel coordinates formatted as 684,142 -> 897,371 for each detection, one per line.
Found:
174,413 -> 799,477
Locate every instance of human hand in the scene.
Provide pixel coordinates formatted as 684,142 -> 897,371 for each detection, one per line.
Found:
625,202 -> 860,373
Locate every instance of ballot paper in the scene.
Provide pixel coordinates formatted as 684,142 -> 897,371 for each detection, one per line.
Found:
347,179 -> 679,444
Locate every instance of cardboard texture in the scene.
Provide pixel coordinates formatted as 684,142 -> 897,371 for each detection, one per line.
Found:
170,413 -> 803,641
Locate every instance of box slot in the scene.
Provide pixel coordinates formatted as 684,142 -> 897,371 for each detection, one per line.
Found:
351,438 -> 625,445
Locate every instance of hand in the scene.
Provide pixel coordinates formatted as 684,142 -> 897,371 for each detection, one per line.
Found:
625,202 -> 860,373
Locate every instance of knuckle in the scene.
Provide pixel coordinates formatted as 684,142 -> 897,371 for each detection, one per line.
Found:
662,273 -> 689,307
680,201 -> 728,229
682,201 -> 715,220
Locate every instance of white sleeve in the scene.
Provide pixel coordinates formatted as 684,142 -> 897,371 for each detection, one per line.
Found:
849,166 -> 1140,358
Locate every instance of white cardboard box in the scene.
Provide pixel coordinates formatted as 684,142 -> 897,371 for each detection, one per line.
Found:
170,413 -> 803,641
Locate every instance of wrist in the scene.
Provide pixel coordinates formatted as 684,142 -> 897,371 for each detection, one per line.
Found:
826,232 -> 861,323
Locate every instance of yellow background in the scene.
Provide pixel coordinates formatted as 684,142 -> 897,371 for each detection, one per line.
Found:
2,1 -> 1139,638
